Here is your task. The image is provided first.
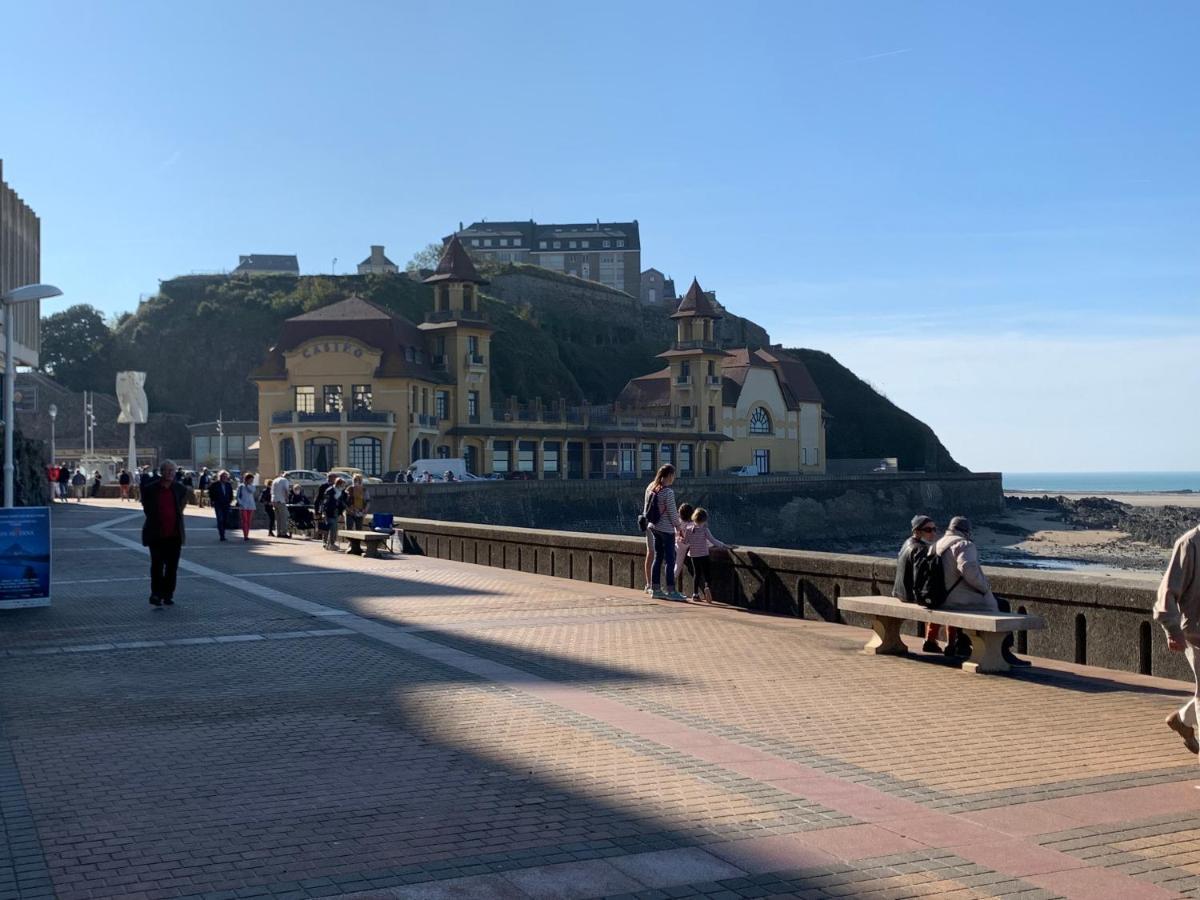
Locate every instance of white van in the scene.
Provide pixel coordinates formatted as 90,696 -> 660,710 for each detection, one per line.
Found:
727,465 -> 760,477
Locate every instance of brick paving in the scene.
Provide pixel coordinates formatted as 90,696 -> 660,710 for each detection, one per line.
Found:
0,502 -> 1198,897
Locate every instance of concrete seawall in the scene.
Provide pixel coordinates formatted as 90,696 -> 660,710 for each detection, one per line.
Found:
372,473 -> 1004,546
394,516 -> 1183,682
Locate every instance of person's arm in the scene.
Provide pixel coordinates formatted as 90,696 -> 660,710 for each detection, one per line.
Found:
955,542 -> 990,594
704,526 -> 728,549
1154,536 -> 1195,648
663,488 -> 682,531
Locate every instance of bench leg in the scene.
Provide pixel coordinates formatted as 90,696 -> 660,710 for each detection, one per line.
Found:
864,616 -> 908,656
347,538 -> 363,556
962,630 -> 1009,674
363,541 -> 380,559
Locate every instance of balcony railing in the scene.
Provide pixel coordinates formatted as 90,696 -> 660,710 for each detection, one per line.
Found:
705,375 -> 722,387
431,354 -> 447,369
673,340 -> 721,351
272,410 -> 394,426
425,309 -> 487,324
675,376 -> 692,386
409,413 -> 438,427
488,402 -> 717,433
465,352 -> 486,366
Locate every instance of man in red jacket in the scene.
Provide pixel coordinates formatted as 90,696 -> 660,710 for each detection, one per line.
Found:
140,459 -> 189,608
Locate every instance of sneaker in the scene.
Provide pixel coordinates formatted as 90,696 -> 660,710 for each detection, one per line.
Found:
148,595 -> 162,608
1167,712 -> 1200,754
643,584 -> 653,595
691,593 -> 701,603
650,588 -> 668,600
666,591 -> 688,602
922,639 -> 941,654
161,597 -> 174,606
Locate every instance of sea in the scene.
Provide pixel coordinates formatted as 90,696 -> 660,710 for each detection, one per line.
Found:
1002,472 -> 1200,493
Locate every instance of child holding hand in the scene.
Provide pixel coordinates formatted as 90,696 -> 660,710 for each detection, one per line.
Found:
683,507 -> 733,604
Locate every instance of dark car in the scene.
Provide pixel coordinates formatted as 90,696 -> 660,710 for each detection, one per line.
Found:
381,470 -> 406,483
504,471 -> 535,481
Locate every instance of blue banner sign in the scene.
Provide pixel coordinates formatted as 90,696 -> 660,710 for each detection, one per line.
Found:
0,507 -> 51,609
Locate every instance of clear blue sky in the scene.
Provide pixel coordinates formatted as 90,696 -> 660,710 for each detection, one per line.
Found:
3,1 -> 1197,472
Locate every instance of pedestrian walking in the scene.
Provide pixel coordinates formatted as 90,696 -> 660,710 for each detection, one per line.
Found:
90,470 -> 102,497
71,468 -> 86,502
642,464 -> 686,601
56,464 -> 70,501
208,470 -> 234,542
235,473 -> 257,541
322,477 -> 348,550
197,468 -> 211,507
1154,522 -> 1200,757
271,472 -> 291,538
140,459 -> 188,608
118,468 -> 132,501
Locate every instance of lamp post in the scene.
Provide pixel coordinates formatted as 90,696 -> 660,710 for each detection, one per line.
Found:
48,403 -> 57,463
1,284 -> 63,507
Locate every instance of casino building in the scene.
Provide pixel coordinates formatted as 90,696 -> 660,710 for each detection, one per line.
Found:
253,238 -> 825,479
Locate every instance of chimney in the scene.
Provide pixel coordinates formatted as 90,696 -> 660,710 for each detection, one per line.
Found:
371,245 -> 384,263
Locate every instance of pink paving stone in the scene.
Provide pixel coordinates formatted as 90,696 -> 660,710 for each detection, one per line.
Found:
951,838 -> 1090,877
1026,866 -> 1184,900
961,803 -> 1094,837
704,834 -> 840,874
1027,780 -> 1200,826
724,758 -> 821,782
874,813 -> 1004,848
794,823 -> 926,861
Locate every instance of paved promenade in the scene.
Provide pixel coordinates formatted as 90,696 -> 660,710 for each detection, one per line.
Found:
2,500 -> 1199,899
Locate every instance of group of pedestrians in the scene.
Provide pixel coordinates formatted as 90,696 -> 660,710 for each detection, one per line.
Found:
640,464 -> 734,603
261,471 -> 369,550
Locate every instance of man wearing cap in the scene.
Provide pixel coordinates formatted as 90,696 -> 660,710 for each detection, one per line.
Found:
935,516 -> 1029,666
1152,522 -> 1200,758
893,515 -> 953,654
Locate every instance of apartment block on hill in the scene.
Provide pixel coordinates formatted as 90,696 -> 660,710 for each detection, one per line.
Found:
0,160 -> 43,367
234,254 -> 299,276
451,219 -> 641,295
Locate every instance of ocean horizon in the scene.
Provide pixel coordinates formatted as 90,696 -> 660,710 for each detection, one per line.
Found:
1002,471 -> 1200,493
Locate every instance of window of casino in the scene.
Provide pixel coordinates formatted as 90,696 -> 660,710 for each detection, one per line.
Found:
749,406 -> 772,434
640,442 -> 655,474
279,438 -> 295,471
348,437 -> 382,476
660,443 -> 674,466
323,385 -> 343,413
493,440 -> 512,473
352,384 -> 372,411
305,437 -> 338,471
435,391 -> 449,420
294,386 -> 316,413
467,391 -> 479,422
543,441 -> 560,477
680,443 -> 693,474
517,440 -> 536,472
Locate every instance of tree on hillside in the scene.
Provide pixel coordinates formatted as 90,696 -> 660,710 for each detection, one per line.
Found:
40,303 -> 118,393
405,242 -> 445,272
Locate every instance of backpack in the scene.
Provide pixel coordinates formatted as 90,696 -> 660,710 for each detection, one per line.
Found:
909,542 -> 962,609
645,487 -> 663,523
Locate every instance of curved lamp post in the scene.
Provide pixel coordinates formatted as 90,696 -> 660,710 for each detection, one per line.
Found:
1,283 -> 62,507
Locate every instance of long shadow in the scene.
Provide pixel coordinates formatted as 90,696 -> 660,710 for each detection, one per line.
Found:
0,507 -> 867,899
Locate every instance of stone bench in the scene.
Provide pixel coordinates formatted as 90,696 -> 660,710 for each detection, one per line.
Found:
338,529 -> 398,559
838,595 -> 1046,674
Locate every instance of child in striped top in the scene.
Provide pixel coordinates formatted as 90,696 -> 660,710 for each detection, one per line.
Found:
674,503 -> 696,590
683,507 -> 733,604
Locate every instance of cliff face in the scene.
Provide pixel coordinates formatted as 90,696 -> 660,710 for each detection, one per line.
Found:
90,267 -> 964,472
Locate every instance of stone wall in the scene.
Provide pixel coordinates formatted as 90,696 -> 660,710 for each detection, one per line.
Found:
392,517 -> 1185,682
370,473 -> 1004,547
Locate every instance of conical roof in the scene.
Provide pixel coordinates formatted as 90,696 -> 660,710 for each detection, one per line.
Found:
423,235 -> 486,284
670,277 -> 721,318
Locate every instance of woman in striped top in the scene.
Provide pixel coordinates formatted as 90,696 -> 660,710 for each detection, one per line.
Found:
644,464 -> 687,601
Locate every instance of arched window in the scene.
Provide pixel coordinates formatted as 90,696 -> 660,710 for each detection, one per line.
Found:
348,437 -> 382,476
749,407 -> 772,434
279,438 -> 295,472
305,437 -> 338,472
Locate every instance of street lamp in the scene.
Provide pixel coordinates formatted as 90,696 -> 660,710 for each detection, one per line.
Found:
1,283 -> 63,507
48,403 -> 57,463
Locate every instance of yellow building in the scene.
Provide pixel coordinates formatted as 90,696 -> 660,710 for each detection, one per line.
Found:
253,241 -> 825,478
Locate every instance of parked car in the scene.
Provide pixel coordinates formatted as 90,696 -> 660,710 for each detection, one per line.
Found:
329,469 -> 382,484
381,470 -> 407,483
504,470 -> 535,481
726,465 -> 760,477
281,469 -> 325,486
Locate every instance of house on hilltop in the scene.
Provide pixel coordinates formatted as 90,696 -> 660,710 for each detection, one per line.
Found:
234,254 -> 299,276
452,219 -> 641,295
640,268 -> 676,306
357,245 -> 398,275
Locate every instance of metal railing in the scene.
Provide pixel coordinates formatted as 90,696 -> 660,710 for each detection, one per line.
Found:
272,410 -> 394,425
425,309 -> 487,324
466,353 -> 486,366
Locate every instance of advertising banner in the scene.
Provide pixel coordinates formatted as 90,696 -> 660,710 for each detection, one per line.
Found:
0,507 -> 51,609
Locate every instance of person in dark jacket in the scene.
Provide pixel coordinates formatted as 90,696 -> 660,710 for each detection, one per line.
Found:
141,460 -> 188,608
90,471 -> 102,497
207,470 -> 234,541
892,515 -> 946,654
56,464 -> 70,501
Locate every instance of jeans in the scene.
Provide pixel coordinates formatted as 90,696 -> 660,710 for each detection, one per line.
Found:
651,529 -> 676,590
148,538 -> 182,601
214,505 -> 229,538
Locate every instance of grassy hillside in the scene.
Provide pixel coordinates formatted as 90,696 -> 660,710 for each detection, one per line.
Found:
789,348 -> 965,472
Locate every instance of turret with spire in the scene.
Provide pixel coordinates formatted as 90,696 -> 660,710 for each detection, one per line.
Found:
657,277 -> 728,433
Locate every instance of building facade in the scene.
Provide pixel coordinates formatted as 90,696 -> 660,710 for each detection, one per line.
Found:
0,161 -> 42,366
188,420 -> 260,472
234,254 -> 299,276
357,245 -> 398,275
254,243 -> 824,479
453,219 -> 641,295
640,268 -> 676,306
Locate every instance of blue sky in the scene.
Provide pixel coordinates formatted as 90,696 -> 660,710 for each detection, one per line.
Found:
3,1 -> 1197,472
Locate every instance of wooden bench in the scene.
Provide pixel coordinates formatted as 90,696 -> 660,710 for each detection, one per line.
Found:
838,595 -> 1046,674
338,529 -> 396,558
